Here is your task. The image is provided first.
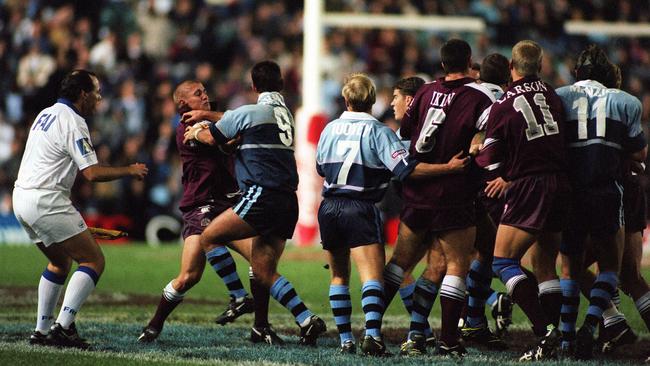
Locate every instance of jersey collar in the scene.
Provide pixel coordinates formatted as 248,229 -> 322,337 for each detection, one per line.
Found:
57,98 -> 83,117
574,79 -> 607,89
258,92 -> 286,108
340,111 -> 377,121
480,82 -> 504,95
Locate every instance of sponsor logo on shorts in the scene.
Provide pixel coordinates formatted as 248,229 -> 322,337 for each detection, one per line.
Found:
201,218 -> 210,227
391,148 -> 407,159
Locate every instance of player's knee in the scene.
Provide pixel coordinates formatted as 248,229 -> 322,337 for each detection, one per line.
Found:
619,271 -> 642,295
254,271 -> 276,289
81,253 -> 105,275
48,257 -> 73,275
94,252 -> 106,274
422,257 -> 446,283
199,234 -> 212,251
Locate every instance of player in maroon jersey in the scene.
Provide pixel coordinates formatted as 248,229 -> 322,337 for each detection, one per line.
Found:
384,39 -> 496,357
475,40 -> 569,361
138,81 -> 271,343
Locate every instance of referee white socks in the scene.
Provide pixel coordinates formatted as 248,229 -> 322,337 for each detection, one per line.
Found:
36,269 -> 66,333
55,266 -> 100,329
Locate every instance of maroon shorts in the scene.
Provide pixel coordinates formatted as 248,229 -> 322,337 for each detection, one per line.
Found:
476,191 -> 505,227
500,174 -> 569,233
181,200 -> 234,239
624,175 -> 646,234
400,204 -> 475,233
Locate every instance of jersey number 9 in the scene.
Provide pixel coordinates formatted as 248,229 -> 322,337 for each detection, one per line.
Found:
274,107 -> 294,147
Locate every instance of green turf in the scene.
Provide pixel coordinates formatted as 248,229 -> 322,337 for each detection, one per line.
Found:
0,244 -> 648,365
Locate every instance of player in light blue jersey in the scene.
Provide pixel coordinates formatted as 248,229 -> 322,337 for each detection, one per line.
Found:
185,61 -> 326,346
316,74 -> 469,356
555,45 -> 647,359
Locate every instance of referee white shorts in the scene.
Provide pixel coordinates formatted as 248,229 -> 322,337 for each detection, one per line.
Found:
12,187 -> 87,246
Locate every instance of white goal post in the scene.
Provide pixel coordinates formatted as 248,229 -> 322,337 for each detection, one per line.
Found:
296,1 -> 650,247
565,21 -> 650,37
302,1 -> 486,116
295,1 -> 486,245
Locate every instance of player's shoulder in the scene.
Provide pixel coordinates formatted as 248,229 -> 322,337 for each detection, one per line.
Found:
231,103 -> 262,115
555,84 -> 573,96
49,102 -> 84,129
463,81 -> 497,102
609,89 -> 641,108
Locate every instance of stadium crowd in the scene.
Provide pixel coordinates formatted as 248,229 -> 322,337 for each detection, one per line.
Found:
1,0 -> 650,241
6,0 -> 650,363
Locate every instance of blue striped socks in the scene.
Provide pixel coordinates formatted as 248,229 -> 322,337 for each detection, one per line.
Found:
329,285 -> 353,344
206,246 -> 248,300
466,259 -> 492,328
408,277 -> 438,339
271,276 -> 312,325
584,271 -> 618,330
560,278 -> 579,345
361,280 -> 385,339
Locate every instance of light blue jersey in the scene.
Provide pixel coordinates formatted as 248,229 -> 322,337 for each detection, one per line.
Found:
481,82 -> 504,100
556,80 -> 646,187
316,111 -> 416,202
209,92 -> 298,192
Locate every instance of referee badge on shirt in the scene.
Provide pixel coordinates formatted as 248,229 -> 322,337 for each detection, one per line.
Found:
76,138 -> 94,156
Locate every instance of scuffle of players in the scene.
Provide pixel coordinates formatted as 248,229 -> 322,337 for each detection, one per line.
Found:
19,44 -> 650,363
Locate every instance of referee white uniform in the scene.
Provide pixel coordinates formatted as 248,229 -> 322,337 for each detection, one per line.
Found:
13,98 -> 98,246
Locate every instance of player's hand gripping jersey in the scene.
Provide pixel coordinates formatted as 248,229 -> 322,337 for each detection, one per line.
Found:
176,120 -> 238,211
208,92 -> 298,192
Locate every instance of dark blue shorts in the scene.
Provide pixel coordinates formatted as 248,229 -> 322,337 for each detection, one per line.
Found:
624,175 -> 646,234
318,197 -> 384,250
181,200 -> 234,240
561,181 -> 623,256
233,185 -> 298,239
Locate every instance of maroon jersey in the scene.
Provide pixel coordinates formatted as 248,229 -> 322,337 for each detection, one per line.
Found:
476,76 -> 566,180
176,121 -> 238,211
400,77 -> 495,209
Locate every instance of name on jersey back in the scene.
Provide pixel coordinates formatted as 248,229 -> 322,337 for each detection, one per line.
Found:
332,122 -> 371,137
496,80 -> 549,104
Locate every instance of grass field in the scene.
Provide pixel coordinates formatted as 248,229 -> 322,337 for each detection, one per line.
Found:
1,244 -> 648,365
